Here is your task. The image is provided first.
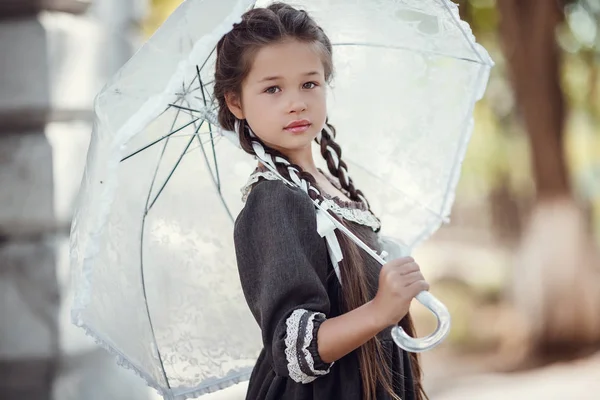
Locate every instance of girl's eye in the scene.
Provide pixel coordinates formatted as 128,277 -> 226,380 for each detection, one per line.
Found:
303,82 -> 318,89
265,86 -> 281,94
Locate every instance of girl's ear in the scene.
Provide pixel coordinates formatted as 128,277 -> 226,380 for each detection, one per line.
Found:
225,92 -> 244,120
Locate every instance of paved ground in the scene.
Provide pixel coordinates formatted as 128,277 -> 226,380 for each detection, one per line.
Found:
55,340 -> 600,400
433,352 -> 600,400
150,351 -> 600,400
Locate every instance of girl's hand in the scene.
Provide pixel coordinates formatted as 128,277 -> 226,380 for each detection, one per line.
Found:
372,257 -> 429,327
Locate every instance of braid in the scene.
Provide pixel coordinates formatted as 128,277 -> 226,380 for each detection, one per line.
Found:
316,122 -> 368,206
236,120 -> 324,203
316,121 -> 380,221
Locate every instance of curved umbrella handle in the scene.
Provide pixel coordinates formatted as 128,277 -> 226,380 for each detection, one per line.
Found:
391,290 -> 451,352
291,194 -> 452,353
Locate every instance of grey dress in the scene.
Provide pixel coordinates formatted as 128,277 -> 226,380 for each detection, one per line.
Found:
234,177 -> 417,400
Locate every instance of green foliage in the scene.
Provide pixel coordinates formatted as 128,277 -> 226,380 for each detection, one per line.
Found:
454,1 -> 599,226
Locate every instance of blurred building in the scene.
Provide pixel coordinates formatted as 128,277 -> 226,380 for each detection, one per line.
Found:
0,0 -> 154,399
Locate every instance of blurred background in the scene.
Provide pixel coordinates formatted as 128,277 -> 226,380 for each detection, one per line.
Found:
0,0 -> 598,399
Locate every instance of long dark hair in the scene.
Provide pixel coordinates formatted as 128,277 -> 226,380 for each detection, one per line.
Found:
214,3 -> 425,399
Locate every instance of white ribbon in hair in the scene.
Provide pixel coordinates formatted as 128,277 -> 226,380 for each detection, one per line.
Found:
315,205 -> 344,284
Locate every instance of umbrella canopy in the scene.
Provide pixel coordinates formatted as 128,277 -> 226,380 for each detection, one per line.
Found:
69,0 -> 492,399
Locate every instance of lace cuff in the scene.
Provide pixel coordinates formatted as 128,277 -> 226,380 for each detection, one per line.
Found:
284,309 -> 333,384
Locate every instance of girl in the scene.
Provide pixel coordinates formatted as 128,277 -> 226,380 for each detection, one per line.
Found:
214,3 -> 429,400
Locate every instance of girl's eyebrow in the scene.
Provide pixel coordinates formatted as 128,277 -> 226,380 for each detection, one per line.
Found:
258,71 -> 320,83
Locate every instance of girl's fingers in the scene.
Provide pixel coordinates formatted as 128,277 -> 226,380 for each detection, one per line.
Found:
406,280 -> 430,297
393,256 -> 414,267
401,271 -> 425,287
398,261 -> 420,275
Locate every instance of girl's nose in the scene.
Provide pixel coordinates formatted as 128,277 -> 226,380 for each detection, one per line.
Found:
288,97 -> 307,114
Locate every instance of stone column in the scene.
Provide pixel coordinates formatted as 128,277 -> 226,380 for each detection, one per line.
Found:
0,1 -> 152,399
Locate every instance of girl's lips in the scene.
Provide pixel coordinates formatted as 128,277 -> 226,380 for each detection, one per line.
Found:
284,124 -> 311,134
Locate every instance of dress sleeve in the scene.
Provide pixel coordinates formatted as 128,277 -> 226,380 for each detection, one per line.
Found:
234,179 -> 333,383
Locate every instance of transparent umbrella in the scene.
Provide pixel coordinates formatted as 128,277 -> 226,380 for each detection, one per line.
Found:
69,0 -> 493,399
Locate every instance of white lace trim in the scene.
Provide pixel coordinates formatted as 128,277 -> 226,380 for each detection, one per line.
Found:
319,198 -> 381,231
284,309 -> 332,384
241,171 -> 280,202
71,312 -> 253,399
241,171 -> 381,231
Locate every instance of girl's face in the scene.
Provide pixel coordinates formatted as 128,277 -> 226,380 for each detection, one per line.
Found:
226,39 -> 328,157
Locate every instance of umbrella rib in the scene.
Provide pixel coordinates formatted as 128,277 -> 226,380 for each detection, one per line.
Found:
168,103 -> 204,115
180,99 -> 218,187
144,107 -> 183,209
196,65 -> 214,104
200,88 -> 214,103
184,73 -> 199,96
137,108 -> 186,392
190,70 -> 234,221
161,132 -> 213,138
438,0 -> 488,65
196,134 -> 234,221
190,123 -> 216,182
121,116 -> 200,162
147,125 -> 201,212
185,104 -> 235,221
182,44 -> 208,94
197,66 -> 221,190
168,103 -> 219,121
185,135 -> 224,155
198,45 -> 216,73
137,219 -> 172,391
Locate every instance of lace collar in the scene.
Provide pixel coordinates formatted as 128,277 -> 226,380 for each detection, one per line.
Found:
240,169 -> 381,231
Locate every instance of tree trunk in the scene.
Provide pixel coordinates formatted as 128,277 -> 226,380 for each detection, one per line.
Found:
497,0 -> 600,358
497,0 -> 568,197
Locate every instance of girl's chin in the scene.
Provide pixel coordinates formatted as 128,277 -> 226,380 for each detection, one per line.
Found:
272,139 -> 314,154
287,134 -> 318,148
259,131 -> 318,154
